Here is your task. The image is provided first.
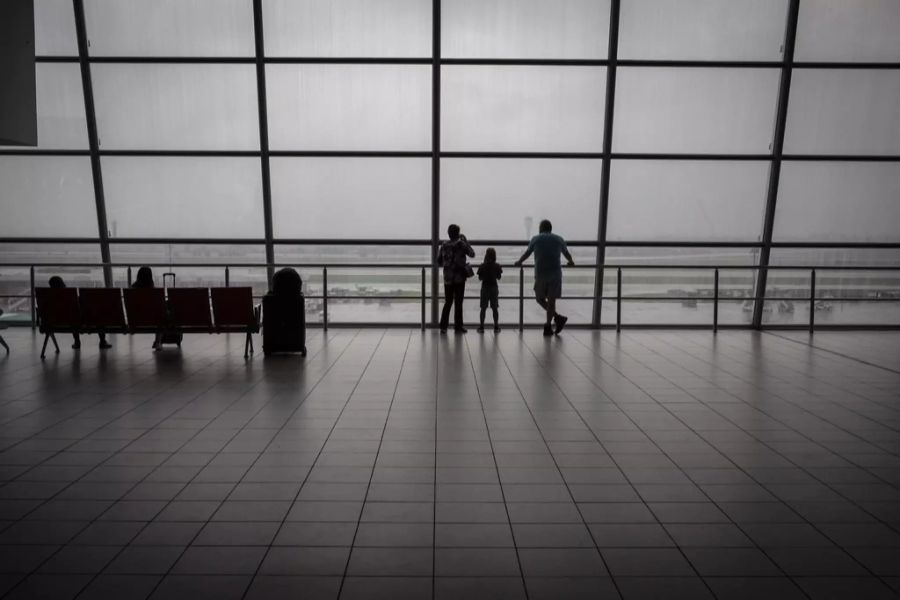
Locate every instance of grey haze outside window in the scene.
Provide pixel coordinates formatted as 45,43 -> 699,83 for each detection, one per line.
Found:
0,157 -> 98,238
784,69 -> 900,155
617,0 -> 788,60
83,0 -> 255,57
441,66 -> 606,152
34,0 -> 78,56
613,68 -> 780,153
794,0 -> 900,62
91,64 -> 260,150
263,0 -> 432,58
774,162 -> 900,243
442,0 -> 609,59
102,157 -> 266,239
440,159 -> 601,240
270,158 -> 431,239
607,161 -> 769,242
266,65 -> 431,151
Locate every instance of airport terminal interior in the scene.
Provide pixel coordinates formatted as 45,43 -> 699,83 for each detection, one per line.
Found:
0,0 -> 899,599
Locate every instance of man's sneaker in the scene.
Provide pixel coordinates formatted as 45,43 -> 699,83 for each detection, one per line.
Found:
554,314 -> 568,335
455,327 -> 468,334
99,341 -> 112,350
494,326 -> 501,333
477,326 -> 485,333
543,324 -> 553,336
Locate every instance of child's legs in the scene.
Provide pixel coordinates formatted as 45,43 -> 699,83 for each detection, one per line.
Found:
490,291 -> 499,325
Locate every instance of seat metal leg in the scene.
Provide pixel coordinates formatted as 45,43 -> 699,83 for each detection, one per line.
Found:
0,334 -> 9,354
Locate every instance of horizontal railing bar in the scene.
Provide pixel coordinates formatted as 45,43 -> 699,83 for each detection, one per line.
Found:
4,237 -> 900,250
5,262 -> 900,271
5,148 -> 900,162
34,55 -> 900,69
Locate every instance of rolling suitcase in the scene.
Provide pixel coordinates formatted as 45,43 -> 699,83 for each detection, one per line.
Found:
157,272 -> 183,348
263,268 -> 306,356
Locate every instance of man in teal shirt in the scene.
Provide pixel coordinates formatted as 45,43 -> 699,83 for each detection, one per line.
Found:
515,219 -> 575,336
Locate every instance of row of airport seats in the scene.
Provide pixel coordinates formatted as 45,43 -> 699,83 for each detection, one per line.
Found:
35,287 -> 260,358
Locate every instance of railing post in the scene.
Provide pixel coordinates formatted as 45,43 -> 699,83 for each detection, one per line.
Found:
518,266 -> 524,332
809,268 -> 816,334
713,268 -> 719,333
616,267 -> 622,332
322,266 -> 328,332
30,266 -> 36,330
225,266 -> 230,288
127,266 -> 132,287
421,267 -> 426,331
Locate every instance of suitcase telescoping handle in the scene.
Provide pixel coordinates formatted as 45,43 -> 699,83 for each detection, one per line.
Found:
162,272 -> 176,289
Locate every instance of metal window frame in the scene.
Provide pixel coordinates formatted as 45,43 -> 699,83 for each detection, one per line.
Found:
3,2 -> 899,328
753,0 -> 800,329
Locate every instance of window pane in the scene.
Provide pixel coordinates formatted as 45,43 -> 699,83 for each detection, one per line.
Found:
84,0 -> 254,56
0,243 -> 102,264
109,245 -> 269,296
619,0 -> 787,60
607,161 -> 769,241
442,0 -> 609,59
442,66 -> 606,152
0,64 -> 86,150
275,245 -> 432,324
795,0 -> 900,62
92,64 -> 259,150
766,249 -> 900,326
613,68 -> 779,153
774,162 -> 900,243
270,158 -> 430,239
440,159 -> 601,240
264,0 -> 431,58
103,157 -> 265,239
34,0 -> 78,56
602,247 -> 760,325
267,65 -> 430,151
0,157 -> 97,237
784,69 -> 900,155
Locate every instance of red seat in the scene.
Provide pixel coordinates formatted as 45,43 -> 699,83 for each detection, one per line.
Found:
211,288 -> 258,330
168,288 -> 213,330
79,288 -> 126,331
123,288 -> 168,331
35,288 -> 81,358
211,287 -> 260,357
35,288 -> 81,332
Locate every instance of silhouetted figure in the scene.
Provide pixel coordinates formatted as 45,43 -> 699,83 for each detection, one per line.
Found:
515,219 -> 575,336
130,267 -> 160,348
477,248 -> 502,333
132,266 -> 155,289
48,276 -> 111,350
437,224 -> 475,333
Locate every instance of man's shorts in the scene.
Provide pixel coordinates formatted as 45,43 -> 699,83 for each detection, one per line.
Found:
534,276 -> 562,301
480,287 -> 499,309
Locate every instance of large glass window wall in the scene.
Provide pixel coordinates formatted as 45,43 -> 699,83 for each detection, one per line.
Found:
3,0 -> 898,326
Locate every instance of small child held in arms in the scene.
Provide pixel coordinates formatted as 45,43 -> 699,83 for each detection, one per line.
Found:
477,248 -> 503,333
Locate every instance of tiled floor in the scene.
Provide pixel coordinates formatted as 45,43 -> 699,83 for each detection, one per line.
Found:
0,327 -> 898,600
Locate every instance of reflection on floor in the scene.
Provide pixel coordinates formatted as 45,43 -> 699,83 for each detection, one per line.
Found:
0,329 -> 898,600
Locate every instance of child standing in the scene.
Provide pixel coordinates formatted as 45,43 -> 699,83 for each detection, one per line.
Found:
477,248 -> 503,333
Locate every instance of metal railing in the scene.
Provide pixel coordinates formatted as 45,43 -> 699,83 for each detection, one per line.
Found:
1,262 -> 899,332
